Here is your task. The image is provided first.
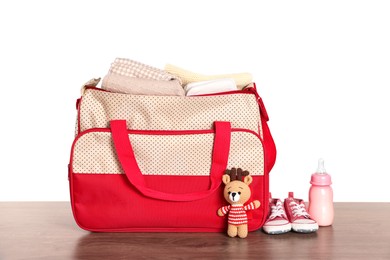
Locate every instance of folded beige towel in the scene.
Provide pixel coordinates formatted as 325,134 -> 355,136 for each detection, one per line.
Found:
102,73 -> 185,96
165,64 -> 252,89
111,58 -> 181,83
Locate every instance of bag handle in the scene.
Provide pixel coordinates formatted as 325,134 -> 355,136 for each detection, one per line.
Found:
110,120 -> 231,202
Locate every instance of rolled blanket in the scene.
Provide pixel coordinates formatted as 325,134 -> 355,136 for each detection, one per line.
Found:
184,78 -> 237,96
165,64 -> 252,89
111,58 -> 181,83
102,73 -> 185,96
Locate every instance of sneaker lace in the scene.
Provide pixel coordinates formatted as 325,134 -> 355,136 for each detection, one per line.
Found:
269,201 -> 286,219
289,201 -> 310,218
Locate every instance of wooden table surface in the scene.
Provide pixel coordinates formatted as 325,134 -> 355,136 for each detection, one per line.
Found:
0,202 -> 389,260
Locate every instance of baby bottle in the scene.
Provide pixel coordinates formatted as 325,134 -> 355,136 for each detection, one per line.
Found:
308,158 -> 334,226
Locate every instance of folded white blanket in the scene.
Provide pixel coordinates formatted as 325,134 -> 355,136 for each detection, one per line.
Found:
184,78 -> 237,96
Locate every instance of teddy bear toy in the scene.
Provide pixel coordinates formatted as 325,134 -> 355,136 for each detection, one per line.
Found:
217,168 -> 261,238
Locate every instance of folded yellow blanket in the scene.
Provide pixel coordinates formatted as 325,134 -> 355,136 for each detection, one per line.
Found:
165,64 -> 252,89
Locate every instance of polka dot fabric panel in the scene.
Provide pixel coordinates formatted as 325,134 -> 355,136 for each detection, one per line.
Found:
72,130 -> 264,176
79,88 -> 262,137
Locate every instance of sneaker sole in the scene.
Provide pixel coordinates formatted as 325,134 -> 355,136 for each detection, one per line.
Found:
291,223 -> 319,233
263,223 -> 292,235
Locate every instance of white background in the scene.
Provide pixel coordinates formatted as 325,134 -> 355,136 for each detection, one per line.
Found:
1,0 -> 389,202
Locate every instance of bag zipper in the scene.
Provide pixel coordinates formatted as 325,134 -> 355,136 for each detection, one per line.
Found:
75,127 -> 262,140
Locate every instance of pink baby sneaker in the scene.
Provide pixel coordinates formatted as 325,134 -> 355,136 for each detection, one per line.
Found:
263,194 -> 292,234
284,192 -> 319,233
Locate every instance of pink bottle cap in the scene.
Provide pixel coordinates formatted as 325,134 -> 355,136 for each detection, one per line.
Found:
310,158 -> 332,186
310,172 -> 332,186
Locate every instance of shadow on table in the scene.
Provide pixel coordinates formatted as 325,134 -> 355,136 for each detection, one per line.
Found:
72,232 -> 254,259
258,226 -> 335,259
72,227 -> 334,259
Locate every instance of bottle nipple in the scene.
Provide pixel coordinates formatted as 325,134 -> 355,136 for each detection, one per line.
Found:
317,158 -> 326,174
311,158 -> 332,185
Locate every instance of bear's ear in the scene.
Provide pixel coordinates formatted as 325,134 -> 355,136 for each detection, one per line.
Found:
222,174 -> 231,184
243,175 -> 253,185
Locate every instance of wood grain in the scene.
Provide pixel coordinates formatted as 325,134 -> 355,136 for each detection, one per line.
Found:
0,202 -> 389,259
